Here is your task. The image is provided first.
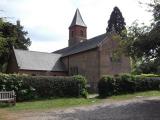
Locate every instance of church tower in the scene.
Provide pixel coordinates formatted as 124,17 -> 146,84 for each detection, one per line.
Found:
69,9 -> 87,47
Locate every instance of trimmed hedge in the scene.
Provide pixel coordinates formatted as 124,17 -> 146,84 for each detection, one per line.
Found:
0,74 -> 87,101
98,74 -> 160,97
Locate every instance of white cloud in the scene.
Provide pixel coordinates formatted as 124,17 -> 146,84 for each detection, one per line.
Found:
29,40 -> 67,52
0,0 -> 153,52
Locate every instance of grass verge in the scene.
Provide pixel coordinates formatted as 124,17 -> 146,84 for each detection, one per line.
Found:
108,90 -> 160,100
0,90 -> 160,111
1,98 -> 99,111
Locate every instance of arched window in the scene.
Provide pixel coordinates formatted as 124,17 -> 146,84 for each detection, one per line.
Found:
71,31 -> 74,37
80,30 -> 83,36
70,66 -> 78,75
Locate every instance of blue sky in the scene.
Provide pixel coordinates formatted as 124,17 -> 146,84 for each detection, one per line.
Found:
0,0 -> 152,52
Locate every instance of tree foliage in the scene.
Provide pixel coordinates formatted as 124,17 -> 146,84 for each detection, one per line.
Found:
122,1 -> 160,74
0,19 -> 31,72
107,6 -> 126,34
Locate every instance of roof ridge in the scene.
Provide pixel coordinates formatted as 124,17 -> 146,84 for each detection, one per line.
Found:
53,33 -> 107,53
14,49 -> 61,55
97,34 -> 110,47
88,33 -> 106,41
53,33 -> 107,56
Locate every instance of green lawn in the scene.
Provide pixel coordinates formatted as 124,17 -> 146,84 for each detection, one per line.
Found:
0,90 -> 160,111
2,98 -> 100,111
108,90 -> 160,100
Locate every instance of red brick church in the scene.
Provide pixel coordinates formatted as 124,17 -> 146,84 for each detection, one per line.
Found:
7,9 -> 131,89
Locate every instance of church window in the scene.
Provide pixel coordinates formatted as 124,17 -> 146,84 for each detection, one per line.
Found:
70,67 -> 73,75
71,31 -> 74,37
80,30 -> 83,36
70,66 -> 78,75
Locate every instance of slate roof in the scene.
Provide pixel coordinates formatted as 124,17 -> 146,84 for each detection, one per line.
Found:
69,9 -> 87,28
54,33 -> 108,57
14,49 -> 66,71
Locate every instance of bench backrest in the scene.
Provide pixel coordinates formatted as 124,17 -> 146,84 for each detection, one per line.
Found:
0,91 -> 15,100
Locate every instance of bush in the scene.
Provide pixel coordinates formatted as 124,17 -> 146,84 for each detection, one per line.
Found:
98,74 -> 160,97
73,75 -> 88,98
115,74 -> 136,94
98,75 -> 115,97
0,74 -> 87,101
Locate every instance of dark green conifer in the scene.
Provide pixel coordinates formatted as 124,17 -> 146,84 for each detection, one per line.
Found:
107,6 -> 126,34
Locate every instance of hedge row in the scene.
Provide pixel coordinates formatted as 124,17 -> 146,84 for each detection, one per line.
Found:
0,74 -> 87,101
98,74 -> 160,97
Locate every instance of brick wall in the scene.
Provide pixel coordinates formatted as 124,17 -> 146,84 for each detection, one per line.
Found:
69,25 -> 87,46
62,48 -> 99,91
99,37 -> 131,77
62,36 -> 131,91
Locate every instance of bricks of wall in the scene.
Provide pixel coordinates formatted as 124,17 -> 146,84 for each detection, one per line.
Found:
62,49 -> 99,91
99,37 -> 131,77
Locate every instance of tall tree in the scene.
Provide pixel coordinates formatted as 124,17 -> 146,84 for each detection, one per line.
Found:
0,19 -> 31,72
122,0 -> 160,74
106,6 -> 126,34
1,20 -> 31,49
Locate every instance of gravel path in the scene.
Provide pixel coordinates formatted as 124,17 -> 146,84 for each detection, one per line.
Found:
14,97 -> 160,120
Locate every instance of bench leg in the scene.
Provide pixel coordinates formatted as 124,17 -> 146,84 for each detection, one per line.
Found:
8,100 -> 16,106
11,100 -> 16,106
13,101 -> 16,106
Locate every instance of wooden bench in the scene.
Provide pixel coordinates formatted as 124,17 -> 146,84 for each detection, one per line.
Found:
0,91 -> 16,105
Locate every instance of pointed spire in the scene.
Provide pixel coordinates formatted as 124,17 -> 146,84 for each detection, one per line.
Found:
69,8 -> 87,28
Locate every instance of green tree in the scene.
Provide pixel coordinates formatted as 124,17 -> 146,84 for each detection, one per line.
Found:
14,20 -> 31,49
0,19 -> 31,72
122,0 -> 160,74
106,6 -> 126,34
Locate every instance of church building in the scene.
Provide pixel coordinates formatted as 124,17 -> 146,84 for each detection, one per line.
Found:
7,9 -> 131,90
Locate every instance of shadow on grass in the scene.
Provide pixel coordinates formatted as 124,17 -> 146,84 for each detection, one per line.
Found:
95,95 -> 111,99
0,103 -> 14,108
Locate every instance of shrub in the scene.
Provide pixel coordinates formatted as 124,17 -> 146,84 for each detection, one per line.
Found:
0,74 -> 87,101
0,74 -> 35,101
98,75 -> 115,97
115,74 -> 136,94
73,75 -> 87,98
98,74 -> 160,97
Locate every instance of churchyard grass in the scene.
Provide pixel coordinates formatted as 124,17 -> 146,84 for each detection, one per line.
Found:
108,90 -> 160,101
0,91 -> 160,111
